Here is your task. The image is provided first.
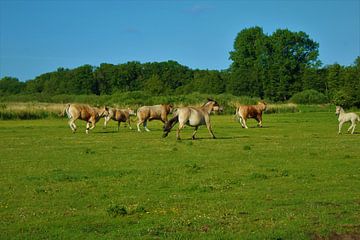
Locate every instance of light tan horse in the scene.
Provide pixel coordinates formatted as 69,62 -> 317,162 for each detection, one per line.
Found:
336,106 -> 360,134
136,104 -> 173,132
104,108 -> 136,131
236,101 -> 267,128
64,104 -> 109,134
163,99 -> 220,140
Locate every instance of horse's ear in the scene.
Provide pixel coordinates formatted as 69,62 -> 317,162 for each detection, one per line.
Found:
207,98 -> 214,102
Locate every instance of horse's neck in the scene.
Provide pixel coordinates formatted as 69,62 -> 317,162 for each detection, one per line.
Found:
201,103 -> 213,114
338,108 -> 345,116
259,104 -> 266,111
338,108 -> 346,120
96,108 -> 105,118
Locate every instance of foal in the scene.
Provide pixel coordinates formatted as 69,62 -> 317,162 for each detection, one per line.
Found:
335,106 -> 360,134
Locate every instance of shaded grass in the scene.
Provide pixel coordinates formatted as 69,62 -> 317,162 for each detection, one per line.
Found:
0,112 -> 360,239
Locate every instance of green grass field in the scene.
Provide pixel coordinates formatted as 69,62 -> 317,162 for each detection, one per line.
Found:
1,112 -> 359,239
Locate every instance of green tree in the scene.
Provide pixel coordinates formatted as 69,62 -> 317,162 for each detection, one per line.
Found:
228,26 -> 268,97
143,74 -> 168,95
0,77 -> 24,95
94,63 -> 116,94
266,29 -> 320,101
69,64 -> 97,94
192,70 -> 225,94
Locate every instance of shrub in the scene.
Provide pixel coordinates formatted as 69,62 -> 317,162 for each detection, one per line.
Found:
290,89 -> 328,104
331,90 -> 354,108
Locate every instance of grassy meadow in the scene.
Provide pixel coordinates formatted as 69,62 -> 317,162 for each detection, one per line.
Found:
0,109 -> 359,239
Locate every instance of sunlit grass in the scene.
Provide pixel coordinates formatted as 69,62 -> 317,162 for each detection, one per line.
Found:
0,112 -> 359,239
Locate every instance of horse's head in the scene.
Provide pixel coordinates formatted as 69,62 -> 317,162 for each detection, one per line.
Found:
127,108 -> 136,116
205,99 -> 221,113
167,104 -> 174,113
335,106 -> 343,116
258,101 -> 267,111
100,106 -> 110,118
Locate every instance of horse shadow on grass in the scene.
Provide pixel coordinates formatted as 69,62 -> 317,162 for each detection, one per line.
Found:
177,135 -> 250,141
241,126 -> 271,129
93,130 -> 119,134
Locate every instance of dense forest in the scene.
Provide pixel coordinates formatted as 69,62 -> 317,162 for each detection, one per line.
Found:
1,26 -> 359,107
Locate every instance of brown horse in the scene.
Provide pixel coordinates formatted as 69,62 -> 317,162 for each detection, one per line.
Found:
236,101 -> 267,128
163,99 -> 220,140
64,104 -> 109,134
136,104 -> 173,132
104,108 -> 136,131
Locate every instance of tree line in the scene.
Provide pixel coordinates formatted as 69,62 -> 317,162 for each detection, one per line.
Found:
1,26 -> 359,107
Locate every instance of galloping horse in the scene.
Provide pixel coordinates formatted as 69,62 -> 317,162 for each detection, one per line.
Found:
64,104 -> 109,134
163,99 -> 220,140
104,108 -> 136,131
335,106 -> 360,134
136,104 -> 173,132
236,101 -> 267,128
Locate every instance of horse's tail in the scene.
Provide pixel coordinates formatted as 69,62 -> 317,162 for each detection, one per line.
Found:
64,104 -> 72,119
59,103 -> 71,118
234,107 -> 240,121
162,115 -> 179,138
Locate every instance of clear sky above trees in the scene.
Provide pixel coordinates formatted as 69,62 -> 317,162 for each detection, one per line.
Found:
0,0 -> 359,81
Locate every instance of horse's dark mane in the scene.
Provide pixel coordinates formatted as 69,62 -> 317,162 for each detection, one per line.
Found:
202,98 -> 217,107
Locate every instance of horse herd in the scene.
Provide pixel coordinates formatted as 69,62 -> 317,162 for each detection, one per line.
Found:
62,99 -> 359,138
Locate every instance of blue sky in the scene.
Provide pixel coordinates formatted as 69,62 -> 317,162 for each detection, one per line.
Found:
0,0 -> 359,81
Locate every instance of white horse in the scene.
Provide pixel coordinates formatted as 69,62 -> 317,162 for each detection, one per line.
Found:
335,106 -> 360,134
162,99 -> 219,140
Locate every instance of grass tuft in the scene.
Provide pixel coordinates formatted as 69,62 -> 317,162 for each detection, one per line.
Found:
106,205 -> 128,217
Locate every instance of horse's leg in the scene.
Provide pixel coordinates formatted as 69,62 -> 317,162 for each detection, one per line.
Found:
176,123 -> 185,140
350,120 -> 356,134
192,126 -> 198,140
338,121 -> 344,134
144,120 -> 150,132
89,119 -> 96,130
239,117 -> 245,128
127,119 -> 132,130
243,118 -> 248,129
137,120 -> 142,132
352,123 -> 356,134
72,121 -> 77,132
104,117 -> 108,128
258,115 -> 263,127
86,122 -> 91,134
68,118 -> 76,133
206,122 -> 216,139
161,114 -> 167,124
347,123 -> 353,133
